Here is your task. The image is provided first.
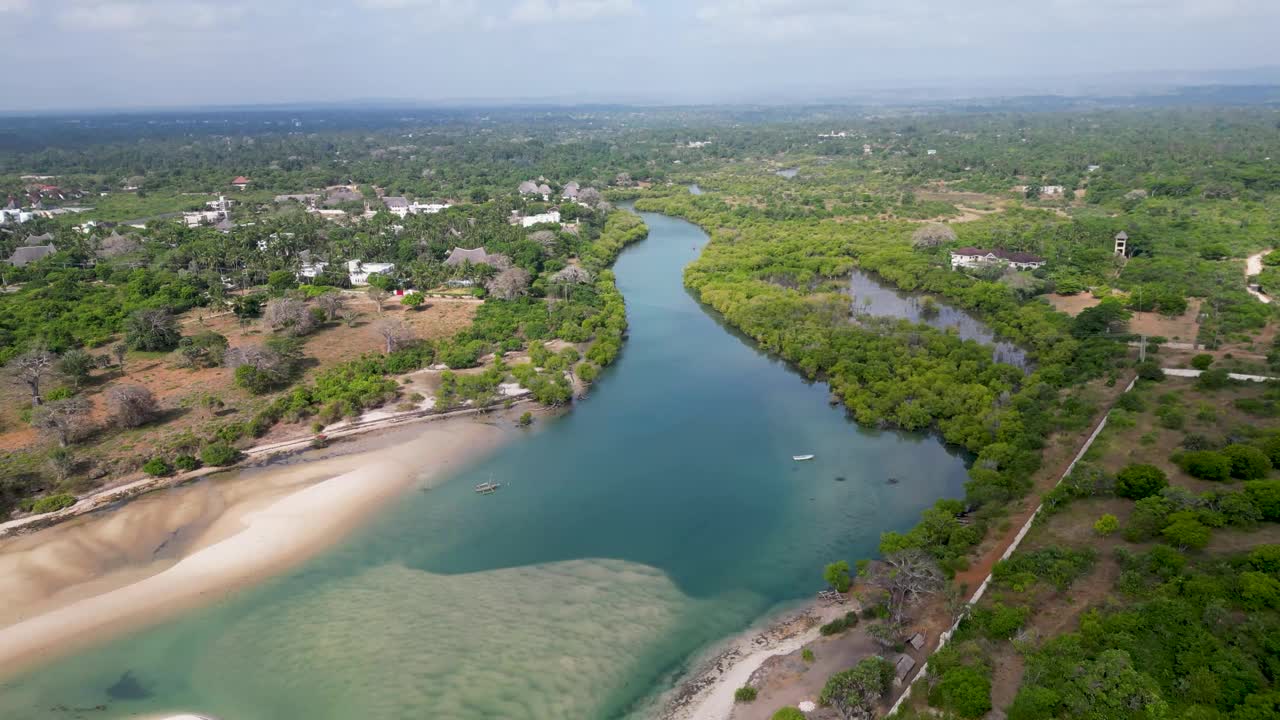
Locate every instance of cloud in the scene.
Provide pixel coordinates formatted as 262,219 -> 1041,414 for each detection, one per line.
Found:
694,0 -> 1280,46
0,0 -> 29,13
57,1 -> 244,32
510,0 -> 635,24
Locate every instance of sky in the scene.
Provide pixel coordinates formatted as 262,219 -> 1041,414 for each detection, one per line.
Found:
2,0 -> 1279,111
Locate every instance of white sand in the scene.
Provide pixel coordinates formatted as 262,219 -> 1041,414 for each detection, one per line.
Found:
0,414 -> 516,680
677,628 -> 822,720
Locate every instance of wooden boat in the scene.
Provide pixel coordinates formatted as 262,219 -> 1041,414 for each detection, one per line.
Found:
793,454 -> 815,461
474,480 -> 501,494
887,477 -> 900,485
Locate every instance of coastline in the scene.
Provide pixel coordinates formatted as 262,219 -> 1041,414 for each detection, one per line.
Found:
660,598 -> 851,720
0,405 -> 532,682
0,397 -> 535,540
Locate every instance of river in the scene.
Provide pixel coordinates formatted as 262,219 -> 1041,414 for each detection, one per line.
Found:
849,269 -> 1030,370
0,211 -> 970,719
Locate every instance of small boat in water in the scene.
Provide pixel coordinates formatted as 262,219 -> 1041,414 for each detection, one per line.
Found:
474,479 -> 501,494
887,477 -> 900,485
793,454 -> 815,461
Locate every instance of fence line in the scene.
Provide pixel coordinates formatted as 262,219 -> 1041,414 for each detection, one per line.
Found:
885,376 -> 1136,717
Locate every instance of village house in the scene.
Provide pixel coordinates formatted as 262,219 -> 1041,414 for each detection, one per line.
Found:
1040,185 -> 1065,196
383,196 -> 410,218
231,176 -> 251,190
8,233 -> 56,266
444,247 -> 504,267
562,181 -> 580,200
411,201 -> 450,214
950,247 -> 1045,271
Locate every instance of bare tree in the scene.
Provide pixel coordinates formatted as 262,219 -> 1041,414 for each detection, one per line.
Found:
550,265 -> 593,299
32,396 -> 91,447
374,319 -> 413,354
367,286 -> 390,315
315,291 -> 347,321
10,349 -> 56,406
528,229 -> 557,250
263,297 -> 317,336
485,267 -> 531,301
107,384 -> 159,428
577,187 -> 606,209
862,549 -> 945,624
111,342 -> 128,373
911,223 -> 957,249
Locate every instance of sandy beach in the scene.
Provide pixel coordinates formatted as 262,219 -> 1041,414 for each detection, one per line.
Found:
0,409 -> 525,681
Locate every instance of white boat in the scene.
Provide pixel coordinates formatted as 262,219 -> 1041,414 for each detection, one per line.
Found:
793,454 -> 815,461
474,479 -> 501,494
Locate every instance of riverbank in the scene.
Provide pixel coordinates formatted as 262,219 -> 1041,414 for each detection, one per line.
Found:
0,405 -> 531,681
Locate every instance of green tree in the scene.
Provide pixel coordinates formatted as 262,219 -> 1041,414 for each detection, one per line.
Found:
823,560 -> 852,593
1190,354 -> 1214,370
820,656 -> 895,720
1116,464 -> 1169,499
59,348 -> 94,388
1060,650 -> 1167,720
401,291 -> 426,310
771,709 -> 806,720
1177,451 -> 1233,481
125,308 -> 181,351
267,269 -> 297,295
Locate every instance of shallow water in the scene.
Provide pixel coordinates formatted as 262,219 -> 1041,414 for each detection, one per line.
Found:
0,212 -> 970,719
849,268 -> 1030,369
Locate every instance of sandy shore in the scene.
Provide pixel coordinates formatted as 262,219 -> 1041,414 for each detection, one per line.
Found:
660,600 -> 851,720
0,409 -> 526,681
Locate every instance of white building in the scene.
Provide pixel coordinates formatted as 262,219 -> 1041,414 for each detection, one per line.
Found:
1040,185 -> 1066,196
519,210 -> 561,228
410,202 -> 450,214
299,260 -> 396,286
950,247 -> 1045,271
183,210 -> 223,227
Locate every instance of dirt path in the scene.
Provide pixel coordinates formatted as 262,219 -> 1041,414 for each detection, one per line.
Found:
1246,249 -> 1272,304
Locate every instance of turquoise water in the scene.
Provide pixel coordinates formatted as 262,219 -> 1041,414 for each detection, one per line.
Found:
0,212 -> 970,719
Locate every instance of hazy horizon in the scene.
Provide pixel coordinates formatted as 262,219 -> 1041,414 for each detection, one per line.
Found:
3,0 -> 1280,112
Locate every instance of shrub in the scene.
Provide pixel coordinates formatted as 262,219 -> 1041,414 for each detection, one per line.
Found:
1190,354 -> 1214,370
1176,451 -> 1233,481
1197,368 -> 1232,390
1162,511 -> 1211,550
1135,361 -> 1164,381
29,493 -> 76,514
972,603 -> 1029,640
1156,406 -> 1184,429
518,411 -> 534,427
1116,393 -> 1146,412
1125,496 -> 1174,542
143,457 -> 173,477
1007,686 -> 1062,720
820,611 -> 860,636
1224,444 -> 1272,480
733,687 -> 757,703
1244,480 -> 1280,520
771,709 -> 806,720
802,648 -> 815,663
108,384 -> 159,428
1116,464 -> 1168,499
1094,514 -> 1120,536
201,442 -> 241,467
173,454 -> 201,472
929,666 -> 992,718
